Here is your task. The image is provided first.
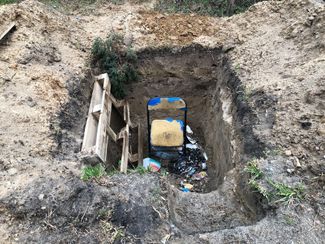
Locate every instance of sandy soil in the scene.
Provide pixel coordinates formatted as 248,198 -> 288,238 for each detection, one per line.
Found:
0,0 -> 324,243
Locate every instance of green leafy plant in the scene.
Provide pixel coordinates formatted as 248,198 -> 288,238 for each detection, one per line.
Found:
248,179 -> 270,201
91,33 -> 138,99
245,159 -> 305,205
154,0 -> 264,17
128,166 -> 152,175
268,180 -> 305,204
0,0 -> 19,5
100,220 -> 125,242
81,164 -> 106,181
245,160 -> 263,180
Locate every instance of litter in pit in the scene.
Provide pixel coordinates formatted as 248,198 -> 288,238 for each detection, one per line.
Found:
143,124 -> 209,193
143,157 -> 161,172
169,125 -> 209,192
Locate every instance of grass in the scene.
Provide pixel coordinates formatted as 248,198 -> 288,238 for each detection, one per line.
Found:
128,166 -> 152,175
248,179 -> 270,201
81,164 -> 106,181
91,33 -> 138,99
245,159 -> 305,205
100,220 -> 125,242
245,160 -> 263,180
283,214 -> 295,225
154,0 -> 264,17
268,180 -> 305,204
0,0 -> 19,5
97,208 -> 112,220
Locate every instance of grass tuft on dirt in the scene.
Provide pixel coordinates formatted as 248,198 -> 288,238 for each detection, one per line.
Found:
154,0 -> 265,17
245,159 -> 305,205
91,33 -> 138,99
0,0 -> 19,5
245,160 -> 263,179
81,163 -> 106,181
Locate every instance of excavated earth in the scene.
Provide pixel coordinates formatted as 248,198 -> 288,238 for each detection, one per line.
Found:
0,0 -> 325,243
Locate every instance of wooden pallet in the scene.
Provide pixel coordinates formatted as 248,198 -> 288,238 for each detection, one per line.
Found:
81,74 -> 143,173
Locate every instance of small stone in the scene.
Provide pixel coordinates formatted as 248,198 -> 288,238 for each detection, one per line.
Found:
9,63 -> 18,69
8,168 -> 18,175
41,206 -> 46,210
287,168 -> 295,174
26,97 -> 37,107
38,194 -> 44,201
293,156 -> 302,168
285,150 -> 292,156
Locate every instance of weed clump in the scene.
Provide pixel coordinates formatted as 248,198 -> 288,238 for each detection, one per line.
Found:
155,0 -> 264,17
268,180 -> 305,204
245,160 -> 263,179
91,33 -> 138,99
244,160 -> 305,206
0,0 -> 19,5
128,166 -> 152,175
81,163 -> 106,181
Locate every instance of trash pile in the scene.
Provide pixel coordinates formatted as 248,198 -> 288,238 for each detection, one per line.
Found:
143,125 -> 209,192
170,125 -> 209,192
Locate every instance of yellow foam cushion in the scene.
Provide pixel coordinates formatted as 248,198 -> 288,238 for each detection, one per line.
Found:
151,119 -> 184,147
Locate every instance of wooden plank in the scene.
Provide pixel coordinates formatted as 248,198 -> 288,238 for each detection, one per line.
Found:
95,89 -> 109,162
0,22 -> 16,43
110,95 -> 126,108
96,73 -> 110,93
107,126 -> 118,142
128,153 -> 138,163
137,123 -> 143,166
82,73 -> 142,171
82,79 -> 102,151
120,125 -> 129,173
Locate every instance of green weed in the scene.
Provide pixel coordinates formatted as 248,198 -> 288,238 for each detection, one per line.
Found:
283,214 -> 295,225
245,159 -> 305,205
91,33 -> 138,99
97,209 -> 112,219
268,180 -> 305,204
81,164 -> 106,181
128,166 -> 152,175
245,160 -> 263,180
154,0 -> 263,17
248,179 -> 270,201
0,0 -> 19,5
100,220 -> 125,242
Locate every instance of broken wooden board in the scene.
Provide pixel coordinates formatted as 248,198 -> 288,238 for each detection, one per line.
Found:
81,73 -> 143,172
81,74 -> 110,164
0,22 -> 16,43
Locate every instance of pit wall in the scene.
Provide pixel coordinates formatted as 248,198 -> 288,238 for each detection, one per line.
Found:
130,45 -> 266,233
131,46 -> 248,190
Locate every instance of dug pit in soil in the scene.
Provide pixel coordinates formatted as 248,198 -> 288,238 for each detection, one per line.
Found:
54,45 -> 266,235
127,45 -> 263,191
124,45 -> 266,233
